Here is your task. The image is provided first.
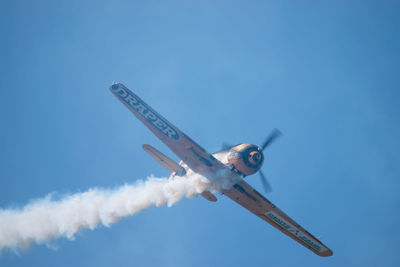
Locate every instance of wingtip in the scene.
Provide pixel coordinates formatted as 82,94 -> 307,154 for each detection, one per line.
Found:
318,249 -> 333,257
142,144 -> 151,151
109,82 -> 125,92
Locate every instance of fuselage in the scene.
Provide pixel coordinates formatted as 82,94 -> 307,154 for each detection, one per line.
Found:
175,143 -> 264,179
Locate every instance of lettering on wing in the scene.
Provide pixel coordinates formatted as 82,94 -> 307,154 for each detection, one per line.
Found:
112,84 -> 180,140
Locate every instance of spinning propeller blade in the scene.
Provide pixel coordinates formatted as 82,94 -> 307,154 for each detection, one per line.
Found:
261,129 -> 282,151
259,170 -> 273,193
222,142 -> 234,150
258,129 -> 282,193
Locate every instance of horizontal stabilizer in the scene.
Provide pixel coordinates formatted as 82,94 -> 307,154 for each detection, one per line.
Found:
201,191 -> 217,202
142,144 -> 180,172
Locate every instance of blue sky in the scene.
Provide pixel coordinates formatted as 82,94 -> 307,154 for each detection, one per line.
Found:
1,1 -> 399,266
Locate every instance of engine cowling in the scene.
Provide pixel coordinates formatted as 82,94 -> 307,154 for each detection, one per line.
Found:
227,144 -> 264,176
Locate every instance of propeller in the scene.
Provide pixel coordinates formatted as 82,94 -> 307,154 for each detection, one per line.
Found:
222,142 -> 234,151
259,170 -> 272,193
258,128 -> 282,193
261,128 -> 282,151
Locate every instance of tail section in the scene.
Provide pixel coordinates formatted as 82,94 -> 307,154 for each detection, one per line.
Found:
142,144 -> 181,172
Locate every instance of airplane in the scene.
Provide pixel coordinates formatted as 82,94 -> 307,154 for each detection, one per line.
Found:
109,83 -> 333,257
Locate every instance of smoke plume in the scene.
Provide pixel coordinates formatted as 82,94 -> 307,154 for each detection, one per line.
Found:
0,172 -> 239,255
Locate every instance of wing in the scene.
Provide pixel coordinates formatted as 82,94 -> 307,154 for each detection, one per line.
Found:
110,83 -> 229,177
223,180 -> 333,257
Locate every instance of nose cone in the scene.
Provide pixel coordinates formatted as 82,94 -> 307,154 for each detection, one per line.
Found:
249,151 -> 262,165
244,145 -> 264,170
228,144 -> 264,176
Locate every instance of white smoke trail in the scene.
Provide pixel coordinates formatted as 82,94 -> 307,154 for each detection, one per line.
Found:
0,173 -> 239,255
